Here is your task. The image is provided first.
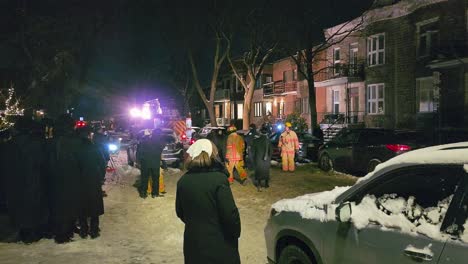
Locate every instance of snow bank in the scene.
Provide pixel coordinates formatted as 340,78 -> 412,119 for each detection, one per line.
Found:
461,221 -> 468,243
404,244 -> 434,258
271,186 -> 351,221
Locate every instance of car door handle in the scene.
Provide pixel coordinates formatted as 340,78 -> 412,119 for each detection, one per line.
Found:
403,249 -> 433,262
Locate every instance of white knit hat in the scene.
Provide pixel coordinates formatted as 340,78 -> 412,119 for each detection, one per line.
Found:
186,139 -> 213,158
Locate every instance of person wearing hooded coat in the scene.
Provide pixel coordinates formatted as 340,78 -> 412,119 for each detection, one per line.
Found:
136,129 -> 165,198
3,117 -> 48,243
243,124 -> 257,170
251,127 -> 273,191
176,139 -> 241,264
76,127 -> 105,239
46,114 -> 82,243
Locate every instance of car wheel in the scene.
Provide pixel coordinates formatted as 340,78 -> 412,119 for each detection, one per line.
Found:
127,150 -> 134,167
367,159 -> 381,173
318,154 -> 333,172
278,245 -> 313,264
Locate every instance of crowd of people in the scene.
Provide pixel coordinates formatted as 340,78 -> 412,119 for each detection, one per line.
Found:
0,113 -> 109,244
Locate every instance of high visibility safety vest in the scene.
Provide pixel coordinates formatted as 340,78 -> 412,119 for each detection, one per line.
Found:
278,130 -> 299,154
225,133 -> 245,161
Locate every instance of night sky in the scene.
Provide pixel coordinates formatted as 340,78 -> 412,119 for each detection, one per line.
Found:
0,0 -> 373,119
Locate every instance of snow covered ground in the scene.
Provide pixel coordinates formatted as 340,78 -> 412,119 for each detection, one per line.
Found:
0,151 -> 356,264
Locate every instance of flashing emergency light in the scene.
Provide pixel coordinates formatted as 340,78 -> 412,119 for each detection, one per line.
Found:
130,108 -> 142,118
141,103 -> 151,120
277,124 -> 283,130
108,143 -> 118,152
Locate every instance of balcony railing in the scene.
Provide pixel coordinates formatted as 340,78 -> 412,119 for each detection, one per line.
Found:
214,89 -> 230,101
319,111 -> 365,125
315,63 -> 364,82
263,80 -> 297,96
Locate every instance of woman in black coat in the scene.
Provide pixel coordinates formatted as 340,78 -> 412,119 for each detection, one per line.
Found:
176,139 -> 241,264
76,127 -> 105,239
251,130 -> 273,190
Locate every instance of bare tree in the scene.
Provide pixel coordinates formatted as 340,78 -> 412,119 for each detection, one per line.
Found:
224,8 -> 278,130
188,30 -> 229,126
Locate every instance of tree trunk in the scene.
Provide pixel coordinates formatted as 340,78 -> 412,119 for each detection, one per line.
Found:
306,48 -> 318,131
242,82 -> 255,130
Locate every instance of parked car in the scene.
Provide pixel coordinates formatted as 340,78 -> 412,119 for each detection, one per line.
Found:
318,128 -> 430,173
265,141 -> 468,264
270,132 -> 323,162
127,128 -> 184,168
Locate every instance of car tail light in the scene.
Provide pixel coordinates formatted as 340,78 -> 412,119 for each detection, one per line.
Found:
190,138 -> 196,145
386,144 -> 411,152
181,134 -> 187,140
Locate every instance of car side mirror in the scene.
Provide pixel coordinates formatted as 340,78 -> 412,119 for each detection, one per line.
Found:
335,202 -> 352,222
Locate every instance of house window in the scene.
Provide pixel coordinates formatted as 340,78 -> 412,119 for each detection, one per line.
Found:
277,101 -> 284,117
265,102 -> 272,115
367,34 -> 385,66
235,76 -> 243,92
332,90 -> 340,113
265,75 -> 273,83
237,103 -> 244,119
283,71 -> 293,82
254,102 -> 262,117
231,102 -> 235,119
349,43 -> 359,74
333,48 -> 341,75
417,18 -> 439,57
416,78 -> 437,112
367,84 -> 385,114
301,97 -> 309,114
293,69 -> 298,81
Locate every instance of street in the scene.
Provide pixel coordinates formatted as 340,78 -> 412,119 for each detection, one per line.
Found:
0,151 -> 356,264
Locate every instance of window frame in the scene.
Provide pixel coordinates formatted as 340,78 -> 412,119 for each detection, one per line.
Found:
367,83 -> 385,115
265,102 -> 273,116
332,90 -> 340,114
367,33 -> 385,66
416,17 -> 440,58
333,48 -> 341,75
254,102 -> 263,117
237,103 -> 244,119
416,77 -> 436,113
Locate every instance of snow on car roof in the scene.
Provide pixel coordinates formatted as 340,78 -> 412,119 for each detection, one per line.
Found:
357,141 -> 468,184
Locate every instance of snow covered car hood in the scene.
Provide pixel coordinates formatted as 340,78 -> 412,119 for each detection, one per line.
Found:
271,186 -> 351,222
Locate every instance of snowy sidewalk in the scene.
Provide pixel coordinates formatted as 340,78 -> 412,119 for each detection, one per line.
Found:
0,151 -> 356,264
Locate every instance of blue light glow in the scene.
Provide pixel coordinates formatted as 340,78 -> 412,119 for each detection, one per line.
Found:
108,144 -> 118,152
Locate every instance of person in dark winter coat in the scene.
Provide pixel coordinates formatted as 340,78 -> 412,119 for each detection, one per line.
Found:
4,118 -> 49,243
46,114 -> 82,243
92,128 -> 109,189
176,139 -> 241,264
206,128 -> 227,162
136,129 -> 165,198
251,127 -> 273,191
243,123 -> 258,170
76,127 -> 105,239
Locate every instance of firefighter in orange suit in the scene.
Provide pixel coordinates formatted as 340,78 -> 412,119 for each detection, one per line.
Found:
278,122 -> 299,172
225,125 -> 247,184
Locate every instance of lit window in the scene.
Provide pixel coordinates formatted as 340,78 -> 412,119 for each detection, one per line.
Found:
265,102 -> 272,115
237,103 -> 244,119
417,78 -> 437,112
254,102 -> 262,117
367,84 -> 385,114
367,34 -> 385,66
